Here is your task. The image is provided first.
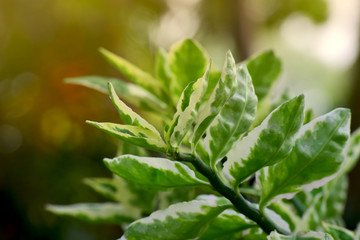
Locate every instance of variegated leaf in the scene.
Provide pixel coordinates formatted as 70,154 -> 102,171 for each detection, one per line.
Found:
298,175 -> 348,231
341,127 -> 360,175
116,140 -> 148,157
165,63 -> 211,149
241,228 -> 267,239
259,108 -> 351,209
104,154 -> 209,189
322,175 -> 348,219
304,109 -> 315,125
198,209 -> 256,240
46,202 -> 139,224
99,48 -> 166,99
355,223 -> 360,240
223,95 -> 305,186
120,197 -> 231,240
323,223 -> 355,240
167,39 -> 209,101
83,176 -> 156,213
83,177 -> 122,202
64,76 -> 167,112
191,51 -> 237,149
268,201 -> 300,232
108,82 -> 160,136
86,121 -> 167,152
297,194 -> 324,231
205,64 -> 257,168
155,48 -> 172,90
264,206 -> 292,234
246,50 -> 282,102
268,231 -> 334,240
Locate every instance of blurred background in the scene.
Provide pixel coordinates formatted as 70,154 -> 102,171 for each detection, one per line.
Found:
0,0 -> 359,239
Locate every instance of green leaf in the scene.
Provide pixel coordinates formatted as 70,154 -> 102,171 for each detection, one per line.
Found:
83,175 -> 156,214
191,51 -> 237,149
83,177 -> 122,202
156,187 -> 214,210
198,209 -> 256,240
341,127 -> 360,175
224,95 -> 305,186
205,64 -> 257,168
297,194 -> 324,231
46,202 -> 139,224
121,196 -> 231,240
323,223 -> 355,240
259,108 -> 351,209
86,121 -> 167,152
268,231 -> 334,240
104,154 -> 209,189
108,82 -> 161,135
167,39 -> 209,100
268,201 -> 300,232
116,140 -> 148,156
355,223 -> 360,240
241,228 -> 267,239
304,109 -> 315,125
65,76 -> 167,112
246,50 -> 282,102
264,206 -> 292,233
99,48 -> 166,99
165,63 -> 211,150
155,48 -> 172,90
322,175 -> 348,219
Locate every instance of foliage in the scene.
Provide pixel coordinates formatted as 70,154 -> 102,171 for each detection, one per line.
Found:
47,39 -> 360,239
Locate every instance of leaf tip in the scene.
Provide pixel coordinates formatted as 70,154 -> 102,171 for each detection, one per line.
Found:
86,120 -> 100,128
103,157 -> 112,167
64,77 -> 75,84
98,47 -> 108,55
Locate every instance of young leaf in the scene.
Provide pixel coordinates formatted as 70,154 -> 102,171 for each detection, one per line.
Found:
204,64 -> 257,168
120,197 -> 231,240
167,39 -> 209,100
46,203 -> 139,224
191,51 -> 237,149
246,50 -> 282,102
268,231 -> 334,240
198,209 -> 257,240
99,48 -> 166,99
86,121 -> 167,152
108,82 -> 161,136
259,108 -> 351,209
104,154 -> 209,189
165,63 -> 211,149
65,76 -> 167,112
322,223 -> 355,240
223,95 -> 305,186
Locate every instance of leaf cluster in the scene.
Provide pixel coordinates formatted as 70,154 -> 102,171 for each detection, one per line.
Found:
47,39 -> 360,240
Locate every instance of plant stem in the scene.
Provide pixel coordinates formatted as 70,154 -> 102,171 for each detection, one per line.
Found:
177,152 -> 290,235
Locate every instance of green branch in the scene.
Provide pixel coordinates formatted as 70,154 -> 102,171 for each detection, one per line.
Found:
176,152 -> 290,235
